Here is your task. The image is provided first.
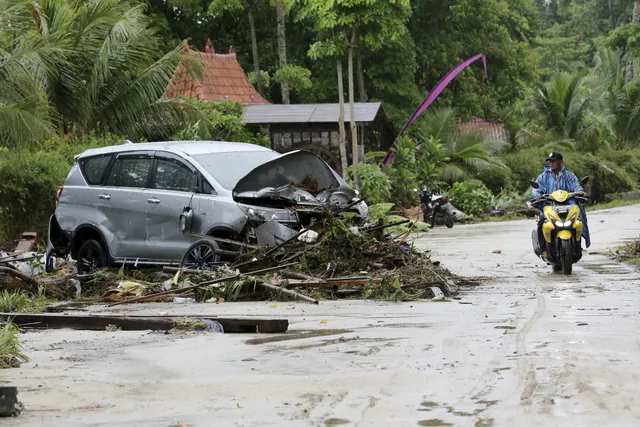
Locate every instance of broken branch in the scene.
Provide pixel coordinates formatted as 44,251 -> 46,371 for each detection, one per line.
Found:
257,282 -> 319,304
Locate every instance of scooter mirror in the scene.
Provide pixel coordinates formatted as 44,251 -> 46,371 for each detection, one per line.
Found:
529,180 -> 540,189
580,176 -> 590,185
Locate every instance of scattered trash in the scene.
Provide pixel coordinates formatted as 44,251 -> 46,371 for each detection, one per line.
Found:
173,297 -> 196,304
105,324 -> 121,332
202,319 -> 224,333
320,319 -> 328,325
0,386 -> 24,417
493,250 -> 502,254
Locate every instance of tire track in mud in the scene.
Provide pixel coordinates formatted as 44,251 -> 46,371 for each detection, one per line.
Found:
515,284 -> 545,406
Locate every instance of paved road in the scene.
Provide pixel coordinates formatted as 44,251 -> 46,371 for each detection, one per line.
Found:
3,205 -> 640,427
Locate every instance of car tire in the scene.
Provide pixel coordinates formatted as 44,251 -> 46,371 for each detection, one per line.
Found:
77,239 -> 108,275
180,240 -> 221,271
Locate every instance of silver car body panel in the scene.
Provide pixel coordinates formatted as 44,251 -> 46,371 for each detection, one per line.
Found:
49,141 -> 367,266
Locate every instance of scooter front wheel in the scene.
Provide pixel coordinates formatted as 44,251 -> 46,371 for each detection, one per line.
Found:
444,211 -> 454,228
561,239 -> 573,275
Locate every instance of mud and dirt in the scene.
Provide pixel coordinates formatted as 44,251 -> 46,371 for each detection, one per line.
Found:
2,204 -> 639,427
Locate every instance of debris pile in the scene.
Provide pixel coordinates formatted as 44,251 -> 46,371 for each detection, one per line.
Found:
98,210 -> 458,306
1,210 -> 458,306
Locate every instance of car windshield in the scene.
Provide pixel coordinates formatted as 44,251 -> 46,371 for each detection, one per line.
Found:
193,150 -> 281,190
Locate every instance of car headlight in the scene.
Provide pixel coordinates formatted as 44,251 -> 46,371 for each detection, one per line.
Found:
240,205 -> 295,223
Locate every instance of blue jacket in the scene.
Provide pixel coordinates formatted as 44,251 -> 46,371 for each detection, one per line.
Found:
531,165 -> 583,198
531,164 -> 590,248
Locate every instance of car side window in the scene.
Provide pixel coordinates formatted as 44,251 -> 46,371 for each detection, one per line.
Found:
106,156 -> 153,188
79,154 -> 113,185
154,158 -> 198,192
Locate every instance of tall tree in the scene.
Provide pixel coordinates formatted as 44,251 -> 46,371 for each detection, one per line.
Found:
0,0 -> 202,146
209,0 -> 265,95
298,0 -> 412,189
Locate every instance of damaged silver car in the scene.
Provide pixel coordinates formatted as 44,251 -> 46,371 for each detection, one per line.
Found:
45,141 -> 367,274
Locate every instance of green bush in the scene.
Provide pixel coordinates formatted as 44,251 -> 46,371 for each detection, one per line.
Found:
349,163 -> 391,205
448,179 -> 493,215
0,149 -> 70,243
387,136 -> 418,208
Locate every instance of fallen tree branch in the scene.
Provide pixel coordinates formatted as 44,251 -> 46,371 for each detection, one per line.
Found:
258,282 -> 319,304
107,262 -> 300,307
0,267 -> 39,287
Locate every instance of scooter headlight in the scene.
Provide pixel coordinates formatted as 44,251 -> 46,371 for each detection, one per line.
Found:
554,219 -> 573,228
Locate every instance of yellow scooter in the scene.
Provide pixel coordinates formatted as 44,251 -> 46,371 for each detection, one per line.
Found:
529,179 -> 589,275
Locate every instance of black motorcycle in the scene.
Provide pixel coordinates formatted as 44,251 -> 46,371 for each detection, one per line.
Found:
419,186 -> 455,228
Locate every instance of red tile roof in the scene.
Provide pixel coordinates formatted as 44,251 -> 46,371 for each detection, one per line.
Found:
457,117 -> 508,142
166,39 -> 269,105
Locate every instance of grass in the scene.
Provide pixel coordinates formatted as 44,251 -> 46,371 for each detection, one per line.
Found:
0,287 -> 53,313
589,199 -> 640,211
0,322 -> 29,368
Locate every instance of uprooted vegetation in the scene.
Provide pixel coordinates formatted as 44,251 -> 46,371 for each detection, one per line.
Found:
0,209 -> 457,308
52,211 -> 457,304
609,236 -> 640,266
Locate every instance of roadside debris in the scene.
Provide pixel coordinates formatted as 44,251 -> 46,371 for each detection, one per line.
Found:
0,386 -> 24,417
0,313 -> 288,334
1,203 -> 458,307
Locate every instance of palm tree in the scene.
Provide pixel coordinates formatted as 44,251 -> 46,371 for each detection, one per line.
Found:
0,0 -> 202,147
534,72 -> 591,141
593,48 -> 640,148
410,107 -> 509,185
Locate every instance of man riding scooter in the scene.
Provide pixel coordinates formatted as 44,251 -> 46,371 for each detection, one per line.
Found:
532,152 -> 591,256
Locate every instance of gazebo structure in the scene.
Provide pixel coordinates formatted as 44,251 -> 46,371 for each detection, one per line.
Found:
241,102 -> 394,175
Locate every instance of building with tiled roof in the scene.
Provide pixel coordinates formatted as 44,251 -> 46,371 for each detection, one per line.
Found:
457,117 -> 509,142
166,39 -> 269,105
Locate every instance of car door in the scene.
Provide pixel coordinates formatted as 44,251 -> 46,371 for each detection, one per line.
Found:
99,152 -> 154,259
144,152 -> 199,262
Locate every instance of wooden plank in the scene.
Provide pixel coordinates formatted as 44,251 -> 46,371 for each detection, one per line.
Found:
0,313 -> 288,334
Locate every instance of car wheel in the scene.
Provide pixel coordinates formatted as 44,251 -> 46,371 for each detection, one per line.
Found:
180,240 -> 221,271
77,240 -> 108,275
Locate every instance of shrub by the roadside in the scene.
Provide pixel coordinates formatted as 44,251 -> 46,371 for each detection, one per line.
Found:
0,149 -> 69,243
349,163 -> 391,205
448,180 -> 493,215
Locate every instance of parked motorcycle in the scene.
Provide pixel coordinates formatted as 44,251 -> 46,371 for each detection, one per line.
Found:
528,178 -> 589,275
418,186 -> 455,228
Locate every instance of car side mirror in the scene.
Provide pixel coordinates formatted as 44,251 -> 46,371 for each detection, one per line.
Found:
580,176 -> 590,185
529,180 -> 540,189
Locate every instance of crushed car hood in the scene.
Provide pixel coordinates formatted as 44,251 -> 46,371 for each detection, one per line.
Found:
232,150 -> 357,208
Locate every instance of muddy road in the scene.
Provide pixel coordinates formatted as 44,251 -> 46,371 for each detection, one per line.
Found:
3,204 -> 640,427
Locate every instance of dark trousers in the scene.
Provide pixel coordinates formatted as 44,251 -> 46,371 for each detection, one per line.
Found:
537,215 -> 546,251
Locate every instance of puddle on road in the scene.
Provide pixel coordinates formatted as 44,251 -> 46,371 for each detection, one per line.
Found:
582,263 -> 629,275
324,418 -> 351,425
245,329 -> 352,345
417,420 -> 453,426
420,401 -> 440,408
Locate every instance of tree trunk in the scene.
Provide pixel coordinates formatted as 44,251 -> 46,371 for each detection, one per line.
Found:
276,2 -> 290,104
248,9 -> 264,95
337,60 -> 348,180
356,50 -> 367,102
608,0 -> 615,29
348,28 -> 359,190
633,2 -> 640,80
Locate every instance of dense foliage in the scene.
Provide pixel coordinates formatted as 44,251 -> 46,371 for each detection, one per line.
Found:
2,0 -> 640,241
